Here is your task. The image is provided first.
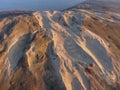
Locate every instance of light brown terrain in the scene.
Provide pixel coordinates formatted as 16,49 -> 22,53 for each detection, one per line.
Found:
0,1 -> 120,90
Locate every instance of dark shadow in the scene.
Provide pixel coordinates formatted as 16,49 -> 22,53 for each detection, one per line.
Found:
44,41 -> 66,90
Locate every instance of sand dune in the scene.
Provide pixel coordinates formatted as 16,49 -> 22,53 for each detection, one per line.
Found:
0,1 -> 120,90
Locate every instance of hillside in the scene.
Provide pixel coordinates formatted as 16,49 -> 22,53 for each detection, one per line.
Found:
0,1 -> 120,90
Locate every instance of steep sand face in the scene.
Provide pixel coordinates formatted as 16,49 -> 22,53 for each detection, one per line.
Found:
0,4 -> 120,90
33,9 -> 120,90
0,14 -> 67,90
0,15 -> 47,90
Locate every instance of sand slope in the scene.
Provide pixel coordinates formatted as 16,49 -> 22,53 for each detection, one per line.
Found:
0,2 -> 120,90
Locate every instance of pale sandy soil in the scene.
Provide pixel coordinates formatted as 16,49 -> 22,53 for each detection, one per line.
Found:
0,2 -> 120,90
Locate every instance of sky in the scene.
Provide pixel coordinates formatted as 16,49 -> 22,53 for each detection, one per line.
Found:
0,0 -> 85,11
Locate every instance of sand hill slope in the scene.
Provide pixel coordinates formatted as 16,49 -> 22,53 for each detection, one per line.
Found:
0,1 -> 120,90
